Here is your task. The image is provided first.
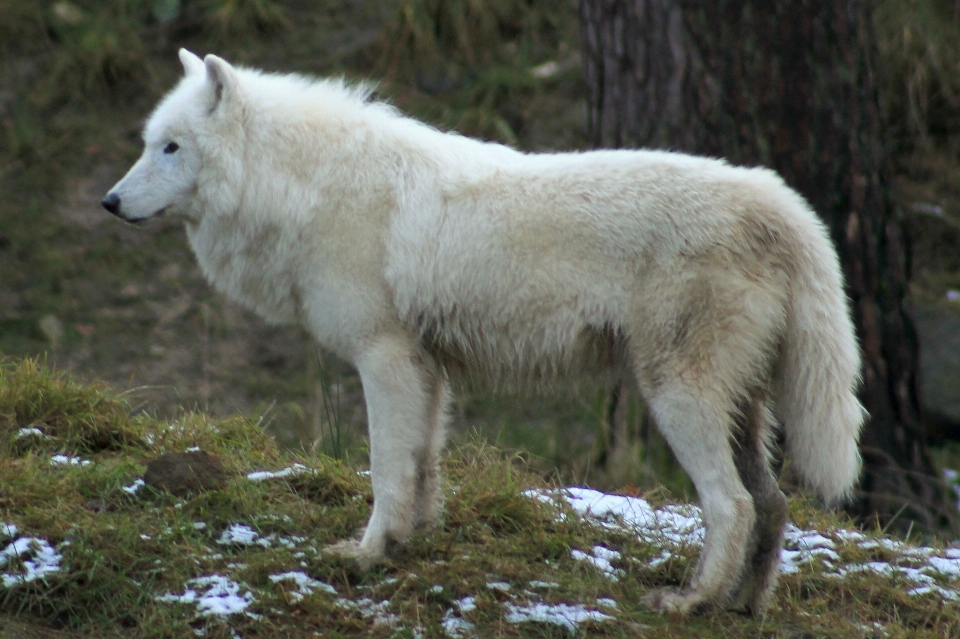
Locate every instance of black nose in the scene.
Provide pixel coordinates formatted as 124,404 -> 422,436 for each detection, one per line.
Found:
101,192 -> 121,215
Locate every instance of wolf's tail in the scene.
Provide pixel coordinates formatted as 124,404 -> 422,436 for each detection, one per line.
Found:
772,201 -> 867,504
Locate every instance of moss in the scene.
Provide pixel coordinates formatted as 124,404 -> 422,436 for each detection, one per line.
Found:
0,358 -> 144,455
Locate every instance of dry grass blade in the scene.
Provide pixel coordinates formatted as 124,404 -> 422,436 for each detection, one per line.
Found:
874,0 -> 960,152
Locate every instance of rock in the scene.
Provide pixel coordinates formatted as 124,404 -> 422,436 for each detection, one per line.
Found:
143,451 -> 228,497
911,300 -> 960,440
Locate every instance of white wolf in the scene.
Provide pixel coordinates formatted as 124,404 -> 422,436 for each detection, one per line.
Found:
103,50 -> 865,615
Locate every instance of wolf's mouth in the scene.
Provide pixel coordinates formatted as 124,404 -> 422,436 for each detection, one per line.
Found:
132,207 -> 169,224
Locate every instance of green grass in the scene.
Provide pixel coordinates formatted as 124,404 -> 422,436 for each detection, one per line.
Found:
363,0 -> 583,147
2,359 -> 959,638
875,0 -> 960,155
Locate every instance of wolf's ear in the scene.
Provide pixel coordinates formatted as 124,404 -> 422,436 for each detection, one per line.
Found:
179,49 -> 204,76
203,54 -> 238,115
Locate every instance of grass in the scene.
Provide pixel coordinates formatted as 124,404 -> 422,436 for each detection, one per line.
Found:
2,359 -> 960,638
363,0 -> 584,147
874,0 -> 960,155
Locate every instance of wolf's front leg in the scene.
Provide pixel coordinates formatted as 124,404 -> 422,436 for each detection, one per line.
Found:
327,332 -> 442,569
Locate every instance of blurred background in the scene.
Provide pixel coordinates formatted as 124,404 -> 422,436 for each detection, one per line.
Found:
1,0 -> 959,535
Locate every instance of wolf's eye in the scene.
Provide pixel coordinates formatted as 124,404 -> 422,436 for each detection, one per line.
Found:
163,142 -> 180,154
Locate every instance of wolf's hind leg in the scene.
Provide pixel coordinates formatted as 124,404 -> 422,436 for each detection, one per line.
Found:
729,397 -> 788,614
640,385 -> 755,614
327,333 -> 439,569
411,371 -> 450,531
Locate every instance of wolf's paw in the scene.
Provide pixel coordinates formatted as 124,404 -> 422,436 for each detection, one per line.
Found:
323,538 -> 384,571
726,583 -> 771,617
640,588 -> 707,615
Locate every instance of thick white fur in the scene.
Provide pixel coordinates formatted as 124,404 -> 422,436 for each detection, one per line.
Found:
105,50 -> 866,614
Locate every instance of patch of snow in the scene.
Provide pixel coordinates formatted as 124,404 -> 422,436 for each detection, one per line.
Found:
647,548 -> 673,568
504,602 -> 613,633
486,581 -> 511,591
528,487 -> 703,550
528,580 -> 559,589
218,523 -> 271,547
790,531 -> 835,551
276,535 -> 305,549
833,529 -> 867,543
571,546 -> 623,581
269,571 -> 336,602
0,531 -> 63,587
780,527 -> 841,573
859,538 -> 907,553
854,621 -> 889,637
156,575 -> 256,617
16,427 -> 48,439
122,479 -> 144,495
442,609 -> 476,637
335,597 -> 397,626
454,596 -> 477,613
832,561 -> 959,601
246,464 -> 311,482
907,584 -> 960,600
527,488 -> 960,604
49,455 -> 91,467
217,523 -> 303,550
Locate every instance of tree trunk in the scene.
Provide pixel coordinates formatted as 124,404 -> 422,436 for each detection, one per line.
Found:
580,0 -> 954,532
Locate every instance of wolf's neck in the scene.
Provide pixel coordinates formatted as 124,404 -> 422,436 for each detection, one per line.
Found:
185,212 -> 302,325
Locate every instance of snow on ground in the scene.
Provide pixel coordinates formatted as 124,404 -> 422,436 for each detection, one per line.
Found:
156,575 -> 258,617
0,523 -> 64,588
334,597 -> 398,626
245,464 -> 312,482
5,480 -> 960,635
442,609 -> 476,637
122,478 -> 145,495
504,602 -> 614,632
217,523 -> 273,548
269,571 -> 337,601
15,427 -> 49,440
532,487 -> 960,607
49,454 -> 91,467
571,545 -> 624,582
217,523 -> 305,550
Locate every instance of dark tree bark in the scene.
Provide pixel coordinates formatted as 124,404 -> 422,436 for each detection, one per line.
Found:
580,0 -> 954,532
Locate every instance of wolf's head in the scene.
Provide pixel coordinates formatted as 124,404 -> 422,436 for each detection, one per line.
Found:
102,50 -> 243,223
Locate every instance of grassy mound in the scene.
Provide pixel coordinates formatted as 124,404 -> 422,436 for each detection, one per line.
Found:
1,359 -> 959,638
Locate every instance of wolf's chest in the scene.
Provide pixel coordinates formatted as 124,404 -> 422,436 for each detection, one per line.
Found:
185,220 -> 300,324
